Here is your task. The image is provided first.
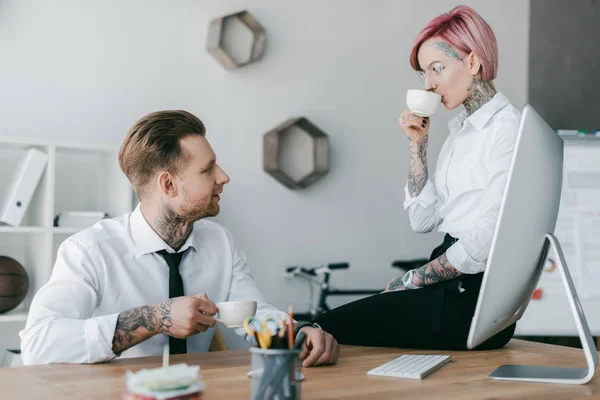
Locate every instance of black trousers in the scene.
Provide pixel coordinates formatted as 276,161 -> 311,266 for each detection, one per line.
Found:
314,234 -> 516,350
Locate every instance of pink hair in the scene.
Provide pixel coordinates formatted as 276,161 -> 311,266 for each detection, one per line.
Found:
409,5 -> 498,81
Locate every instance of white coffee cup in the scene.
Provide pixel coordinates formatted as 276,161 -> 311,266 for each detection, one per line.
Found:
406,89 -> 442,116
215,300 -> 257,328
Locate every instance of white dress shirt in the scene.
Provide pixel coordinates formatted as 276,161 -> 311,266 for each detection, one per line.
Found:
20,205 -> 286,365
404,92 -> 521,274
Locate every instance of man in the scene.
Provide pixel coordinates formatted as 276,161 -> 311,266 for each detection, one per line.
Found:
20,110 -> 340,366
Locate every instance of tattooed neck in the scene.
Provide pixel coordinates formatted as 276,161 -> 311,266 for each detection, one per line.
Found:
153,202 -> 193,251
463,79 -> 496,115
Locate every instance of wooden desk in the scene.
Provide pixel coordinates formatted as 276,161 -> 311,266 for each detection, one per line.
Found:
1,340 -> 599,399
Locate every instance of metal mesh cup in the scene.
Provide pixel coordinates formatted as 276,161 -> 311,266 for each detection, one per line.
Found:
249,347 -> 302,400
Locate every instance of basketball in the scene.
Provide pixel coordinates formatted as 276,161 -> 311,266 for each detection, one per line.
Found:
0,256 -> 29,313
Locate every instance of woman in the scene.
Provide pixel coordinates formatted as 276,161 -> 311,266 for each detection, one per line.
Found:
315,6 -> 520,350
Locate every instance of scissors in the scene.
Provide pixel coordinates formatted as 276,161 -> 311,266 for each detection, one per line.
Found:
243,316 -> 280,349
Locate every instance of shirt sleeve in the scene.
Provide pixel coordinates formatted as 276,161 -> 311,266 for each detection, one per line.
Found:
404,178 -> 443,233
446,115 -> 520,274
20,238 -> 119,365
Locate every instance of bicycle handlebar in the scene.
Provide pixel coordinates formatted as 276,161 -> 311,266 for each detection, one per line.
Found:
287,260 -> 427,276
285,266 -> 317,276
328,262 -> 349,270
285,262 -> 349,275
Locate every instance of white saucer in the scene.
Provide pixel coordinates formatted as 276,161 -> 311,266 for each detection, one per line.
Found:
222,324 -> 242,328
246,369 -> 304,381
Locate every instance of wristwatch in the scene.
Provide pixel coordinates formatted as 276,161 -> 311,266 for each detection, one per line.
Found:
402,269 -> 421,290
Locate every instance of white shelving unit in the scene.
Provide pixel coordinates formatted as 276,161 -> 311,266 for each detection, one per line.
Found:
559,134 -> 600,141
0,136 -> 134,355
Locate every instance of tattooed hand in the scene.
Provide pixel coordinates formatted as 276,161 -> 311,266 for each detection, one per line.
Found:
382,277 -> 409,293
111,293 -> 217,355
399,108 -> 430,143
157,293 -> 217,339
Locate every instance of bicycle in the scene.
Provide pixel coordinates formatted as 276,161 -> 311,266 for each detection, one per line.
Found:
283,258 -> 429,322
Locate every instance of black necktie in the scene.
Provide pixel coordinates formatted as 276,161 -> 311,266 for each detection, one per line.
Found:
157,249 -> 187,355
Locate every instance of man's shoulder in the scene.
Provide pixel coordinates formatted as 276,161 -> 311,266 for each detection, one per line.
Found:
66,212 -> 131,248
193,218 -> 230,236
193,218 -> 225,230
193,219 -> 236,246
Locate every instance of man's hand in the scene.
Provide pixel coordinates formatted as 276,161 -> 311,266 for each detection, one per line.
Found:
382,277 -> 409,293
298,327 -> 340,367
111,293 -> 217,355
155,293 -> 218,338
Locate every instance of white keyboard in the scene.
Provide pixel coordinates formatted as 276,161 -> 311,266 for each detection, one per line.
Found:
367,354 -> 451,380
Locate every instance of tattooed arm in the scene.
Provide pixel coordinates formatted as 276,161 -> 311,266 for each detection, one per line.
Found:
383,252 -> 462,292
400,109 -> 441,233
111,303 -> 162,355
408,135 -> 429,197
403,132 -> 443,233
412,253 -> 463,286
111,295 -> 218,355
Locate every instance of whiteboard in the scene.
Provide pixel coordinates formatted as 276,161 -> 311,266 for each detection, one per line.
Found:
516,136 -> 600,336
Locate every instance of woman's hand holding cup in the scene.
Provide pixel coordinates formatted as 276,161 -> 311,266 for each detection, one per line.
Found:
399,108 -> 430,143
401,89 -> 441,143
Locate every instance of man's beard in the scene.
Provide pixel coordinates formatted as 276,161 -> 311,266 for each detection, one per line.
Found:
180,196 -> 219,221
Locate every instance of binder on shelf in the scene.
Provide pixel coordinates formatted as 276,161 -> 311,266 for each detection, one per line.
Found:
54,211 -> 108,229
0,148 -> 48,227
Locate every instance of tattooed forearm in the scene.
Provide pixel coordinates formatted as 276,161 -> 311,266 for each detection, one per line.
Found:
157,299 -> 174,334
155,201 -> 193,251
464,78 -> 496,115
430,42 -> 463,61
408,135 -> 429,197
112,305 -> 159,355
413,253 -> 463,286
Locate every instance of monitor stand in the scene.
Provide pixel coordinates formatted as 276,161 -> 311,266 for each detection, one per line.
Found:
490,233 -> 598,384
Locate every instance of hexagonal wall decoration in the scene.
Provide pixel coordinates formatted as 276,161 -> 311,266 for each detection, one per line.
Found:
206,10 -> 266,70
263,117 -> 330,189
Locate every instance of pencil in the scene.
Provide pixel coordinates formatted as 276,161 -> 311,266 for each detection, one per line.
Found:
288,305 -> 294,349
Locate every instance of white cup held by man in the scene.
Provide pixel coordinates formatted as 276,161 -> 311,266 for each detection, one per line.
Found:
406,89 -> 442,117
215,300 -> 257,328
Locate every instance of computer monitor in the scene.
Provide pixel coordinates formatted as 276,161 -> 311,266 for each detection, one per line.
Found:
466,105 -> 598,384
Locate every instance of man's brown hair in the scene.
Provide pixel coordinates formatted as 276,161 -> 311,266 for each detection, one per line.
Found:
118,110 -> 206,198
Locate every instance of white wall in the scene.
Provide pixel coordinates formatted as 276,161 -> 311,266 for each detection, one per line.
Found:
0,0 -> 529,314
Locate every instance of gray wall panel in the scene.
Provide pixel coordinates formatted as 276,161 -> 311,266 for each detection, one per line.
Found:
529,0 -> 600,131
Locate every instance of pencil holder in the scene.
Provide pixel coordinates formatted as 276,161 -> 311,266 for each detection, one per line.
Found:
249,347 -> 302,400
